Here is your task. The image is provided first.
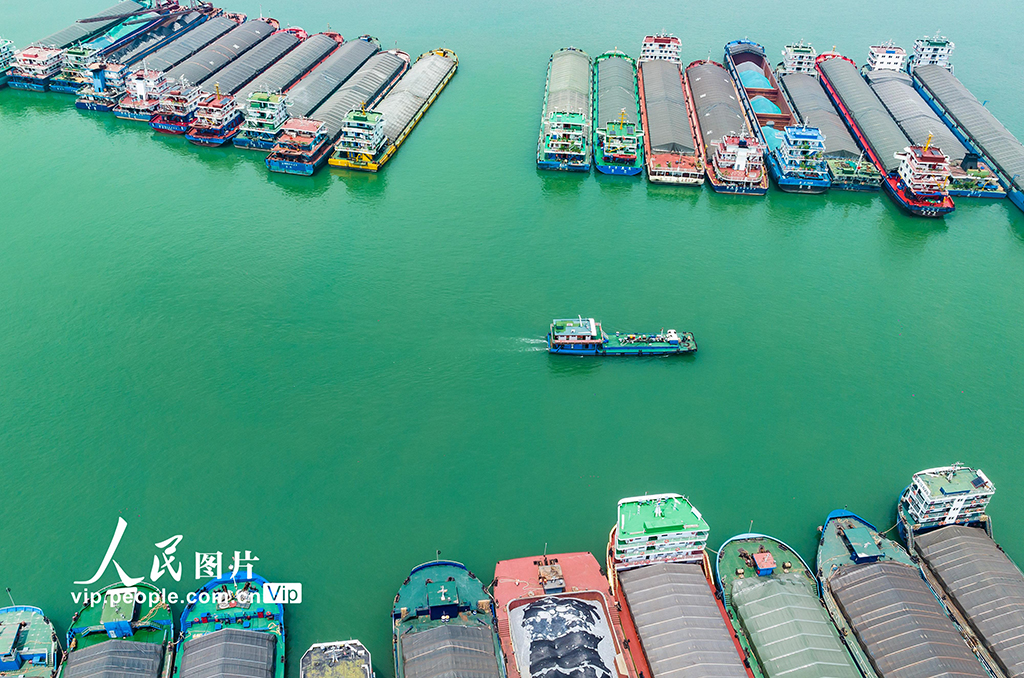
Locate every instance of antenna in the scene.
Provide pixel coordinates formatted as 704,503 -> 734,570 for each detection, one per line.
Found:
6,588 -> 15,606
435,549 -> 441,562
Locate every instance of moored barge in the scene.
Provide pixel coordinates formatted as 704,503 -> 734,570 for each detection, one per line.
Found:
113,67 -> 169,120
0,605 -> 61,678
716,533 -> 861,677
267,48 -> 408,175
684,60 -> 768,194
777,66 -> 881,190
232,32 -> 343,150
725,40 -> 829,193
912,63 -> 1024,213
301,641 -> 372,678
817,509 -> 992,677
393,560 -> 504,678
101,8 -> 216,70
537,48 -> 592,171
9,46 -> 65,91
493,551 -> 634,678
0,38 -> 14,88
32,0 -> 144,51
816,53 -> 954,216
62,581 -> 174,678
185,87 -> 243,145
75,61 -> 130,111
163,18 -> 277,87
174,573 -> 284,678
638,35 -> 702,185
897,464 -> 1024,678
198,26 -> 305,96
608,494 -> 754,678
141,14 -> 244,74
150,79 -> 203,132
330,48 -> 457,171
547,317 -> 695,356
592,50 -> 642,176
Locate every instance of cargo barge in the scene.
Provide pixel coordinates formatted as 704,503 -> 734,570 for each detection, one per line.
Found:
0,605 -> 61,678
197,26 -> 304,95
547,317 -> 695,356
592,50 -> 642,175
607,494 -> 755,678
896,464 -> 1024,678
684,60 -> 768,194
32,0 -> 144,50
816,52 -> 954,217
864,46 -> 1003,198
62,581 -> 174,678
493,551 -> 635,678
393,561 -> 504,678
102,8 -> 215,69
329,48 -> 457,171
537,47 -> 592,171
817,509 -> 993,677
637,35 -> 702,184
267,48 -> 408,175
163,17 -> 276,87
725,40 -> 829,193
140,14 -> 244,74
301,641 -> 372,678
716,533 -> 861,677
232,32 -> 343,150
174,573 -> 284,678
238,36 -> 379,151
777,54 -> 881,191
50,20 -> 144,93
913,63 -> 1024,213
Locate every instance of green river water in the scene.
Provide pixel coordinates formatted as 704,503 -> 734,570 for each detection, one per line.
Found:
2,0 -> 1023,672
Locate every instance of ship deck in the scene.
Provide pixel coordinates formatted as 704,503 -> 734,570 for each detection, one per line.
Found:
68,582 -> 172,652
915,525 -> 1024,677
300,641 -> 372,678
716,535 -> 860,678
0,606 -> 57,678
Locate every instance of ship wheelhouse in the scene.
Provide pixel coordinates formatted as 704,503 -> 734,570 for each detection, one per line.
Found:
894,143 -> 951,200
777,124 -> 828,178
549,317 -> 606,351
713,134 -> 766,186
335,109 -> 387,162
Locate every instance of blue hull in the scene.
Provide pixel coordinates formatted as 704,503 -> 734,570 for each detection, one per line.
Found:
768,154 -> 830,194
48,81 -> 85,94
114,109 -> 154,122
947,188 -> 1005,199
233,136 -> 275,151
883,179 -> 954,218
9,76 -> 50,92
546,334 -> 695,357
265,155 -> 327,176
151,119 -> 192,134
76,100 -> 116,112
595,163 -> 642,176
537,159 -> 590,172
830,181 -> 881,193
709,182 -> 767,196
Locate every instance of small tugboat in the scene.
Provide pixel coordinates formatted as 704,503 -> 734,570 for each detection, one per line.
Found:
1,38 -> 17,88
266,117 -> 332,174
493,551 -> 634,678
607,494 -> 753,678
393,560 -> 504,678
547,317 -> 695,356
537,47 -> 592,171
0,604 -> 61,678
638,35 -> 703,185
174,573 -> 284,678
725,40 -> 828,193
302,641 -> 373,678
896,464 -> 1024,677
185,87 -> 243,146
817,510 -> 992,678
75,62 -> 129,111
62,581 -> 174,678
114,68 -> 170,121
592,50 -> 642,175
150,79 -> 203,133
9,46 -> 65,91
716,533 -> 861,677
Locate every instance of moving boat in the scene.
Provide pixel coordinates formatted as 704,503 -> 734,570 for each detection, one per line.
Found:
816,52 -> 954,217
329,48 -> 458,172
174,573 -> 284,678
638,35 -> 702,185
684,60 -> 768,194
817,509 -> 992,677
716,533 -> 860,677
0,605 -> 61,678
493,551 -> 633,678
62,582 -> 174,678
302,641 -> 373,678
725,40 -> 829,193
547,317 -> 695,356
537,48 -> 592,171
592,50 -> 642,176
393,560 -> 504,678
897,464 -> 1024,678
607,494 -> 753,678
